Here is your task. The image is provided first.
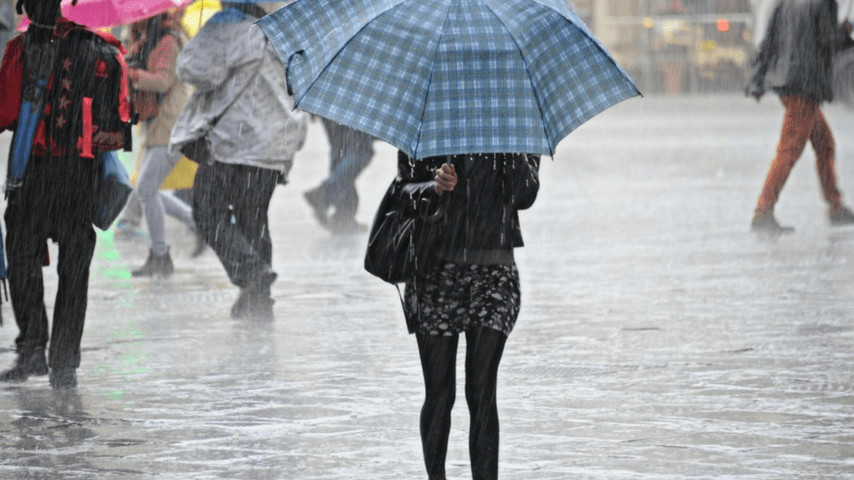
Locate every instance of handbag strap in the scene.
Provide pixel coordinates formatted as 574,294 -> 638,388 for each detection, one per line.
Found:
419,190 -> 451,223
394,283 -> 406,313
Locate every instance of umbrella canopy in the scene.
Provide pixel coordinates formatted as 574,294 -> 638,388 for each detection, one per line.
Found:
17,0 -> 197,30
258,0 -> 640,159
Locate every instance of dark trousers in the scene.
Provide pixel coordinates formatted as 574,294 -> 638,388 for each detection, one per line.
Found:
4,199 -> 96,369
416,328 -> 507,480
320,118 -> 374,220
192,160 -> 278,289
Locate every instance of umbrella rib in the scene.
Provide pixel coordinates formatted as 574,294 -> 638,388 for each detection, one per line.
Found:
481,2 -> 553,155
412,0 -> 455,159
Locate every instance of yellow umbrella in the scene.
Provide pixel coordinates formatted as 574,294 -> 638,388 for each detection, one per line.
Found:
129,126 -> 200,190
181,0 -> 222,37
163,0 -> 220,188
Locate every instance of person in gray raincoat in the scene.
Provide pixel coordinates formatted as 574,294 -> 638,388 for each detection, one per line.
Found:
169,2 -> 306,320
747,0 -> 854,234
0,0 -> 14,51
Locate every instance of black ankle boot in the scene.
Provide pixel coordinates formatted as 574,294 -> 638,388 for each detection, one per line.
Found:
49,367 -> 78,389
190,230 -> 207,258
231,288 -> 252,319
132,248 -> 174,277
232,267 -> 277,320
231,291 -> 275,321
0,348 -> 48,382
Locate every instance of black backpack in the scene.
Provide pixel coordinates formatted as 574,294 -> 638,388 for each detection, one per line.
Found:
41,28 -> 133,158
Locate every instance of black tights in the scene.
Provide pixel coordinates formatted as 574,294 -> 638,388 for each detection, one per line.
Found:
416,328 -> 507,480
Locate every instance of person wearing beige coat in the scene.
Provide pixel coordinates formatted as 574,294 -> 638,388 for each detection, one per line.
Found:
122,13 -> 197,277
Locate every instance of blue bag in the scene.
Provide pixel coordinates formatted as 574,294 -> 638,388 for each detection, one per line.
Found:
92,151 -> 132,231
8,80 -> 47,185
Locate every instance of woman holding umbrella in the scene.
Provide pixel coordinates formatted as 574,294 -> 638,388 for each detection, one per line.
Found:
258,0 -> 638,477
395,151 -> 539,479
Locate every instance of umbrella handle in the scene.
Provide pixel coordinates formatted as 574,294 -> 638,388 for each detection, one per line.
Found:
286,51 -> 305,96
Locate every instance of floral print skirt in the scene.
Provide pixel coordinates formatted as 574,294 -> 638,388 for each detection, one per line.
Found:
404,262 -> 521,337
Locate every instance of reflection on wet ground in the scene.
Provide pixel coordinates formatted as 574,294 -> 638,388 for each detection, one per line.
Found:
1,96 -> 853,479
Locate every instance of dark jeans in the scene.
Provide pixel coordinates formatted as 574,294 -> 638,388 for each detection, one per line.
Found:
192,160 -> 279,289
416,328 -> 507,480
4,189 -> 96,370
320,119 -> 374,220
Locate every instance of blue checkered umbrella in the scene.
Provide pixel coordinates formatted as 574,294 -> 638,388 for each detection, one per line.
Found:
258,0 -> 640,159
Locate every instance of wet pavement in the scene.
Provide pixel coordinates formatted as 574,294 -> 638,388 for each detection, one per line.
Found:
1,95 -> 853,479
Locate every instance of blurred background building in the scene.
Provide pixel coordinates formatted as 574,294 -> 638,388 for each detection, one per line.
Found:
1,0 -> 799,96
571,0 -> 766,95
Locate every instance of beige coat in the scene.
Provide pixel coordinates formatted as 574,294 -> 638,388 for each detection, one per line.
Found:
131,33 -> 189,147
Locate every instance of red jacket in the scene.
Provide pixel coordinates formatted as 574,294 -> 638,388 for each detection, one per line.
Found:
0,18 -> 130,154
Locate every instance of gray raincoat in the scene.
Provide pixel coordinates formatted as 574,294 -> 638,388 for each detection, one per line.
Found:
168,8 -> 306,172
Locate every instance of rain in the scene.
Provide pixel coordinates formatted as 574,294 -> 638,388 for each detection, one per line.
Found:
0,0 -> 853,479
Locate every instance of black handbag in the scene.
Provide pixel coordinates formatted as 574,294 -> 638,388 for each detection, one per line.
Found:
364,181 -> 449,284
177,60 -> 261,164
179,135 -> 211,164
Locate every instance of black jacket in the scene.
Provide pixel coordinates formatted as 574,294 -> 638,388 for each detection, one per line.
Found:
748,0 -> 853,103
395,151 -> 539,265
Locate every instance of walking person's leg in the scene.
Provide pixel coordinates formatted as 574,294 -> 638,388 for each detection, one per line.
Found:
810,108 -> 854,224
192,159 -> 222,253
119,183 -> 194,241
305,120 -> 373,231
133,146 -> 181,276
303,119 -> 344,226
193,160 -> 239,278
465,328 -> 507,480
115,190 -> 145,238
229,165 -> 279,319
234,166 -> 277,266
416,332 -> 459,480
159,191 -> 195,230
158,191 -> 205,257
49,220 -> 96,388
0,208 -> 49,382
753,95 -> 819,233
193,162 -> 276,311
325,127 -> 373,232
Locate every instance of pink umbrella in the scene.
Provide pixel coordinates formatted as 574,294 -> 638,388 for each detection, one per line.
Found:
18,0 -> 197,30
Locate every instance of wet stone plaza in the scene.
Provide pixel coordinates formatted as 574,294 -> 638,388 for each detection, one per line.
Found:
0,95 -> 853,479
